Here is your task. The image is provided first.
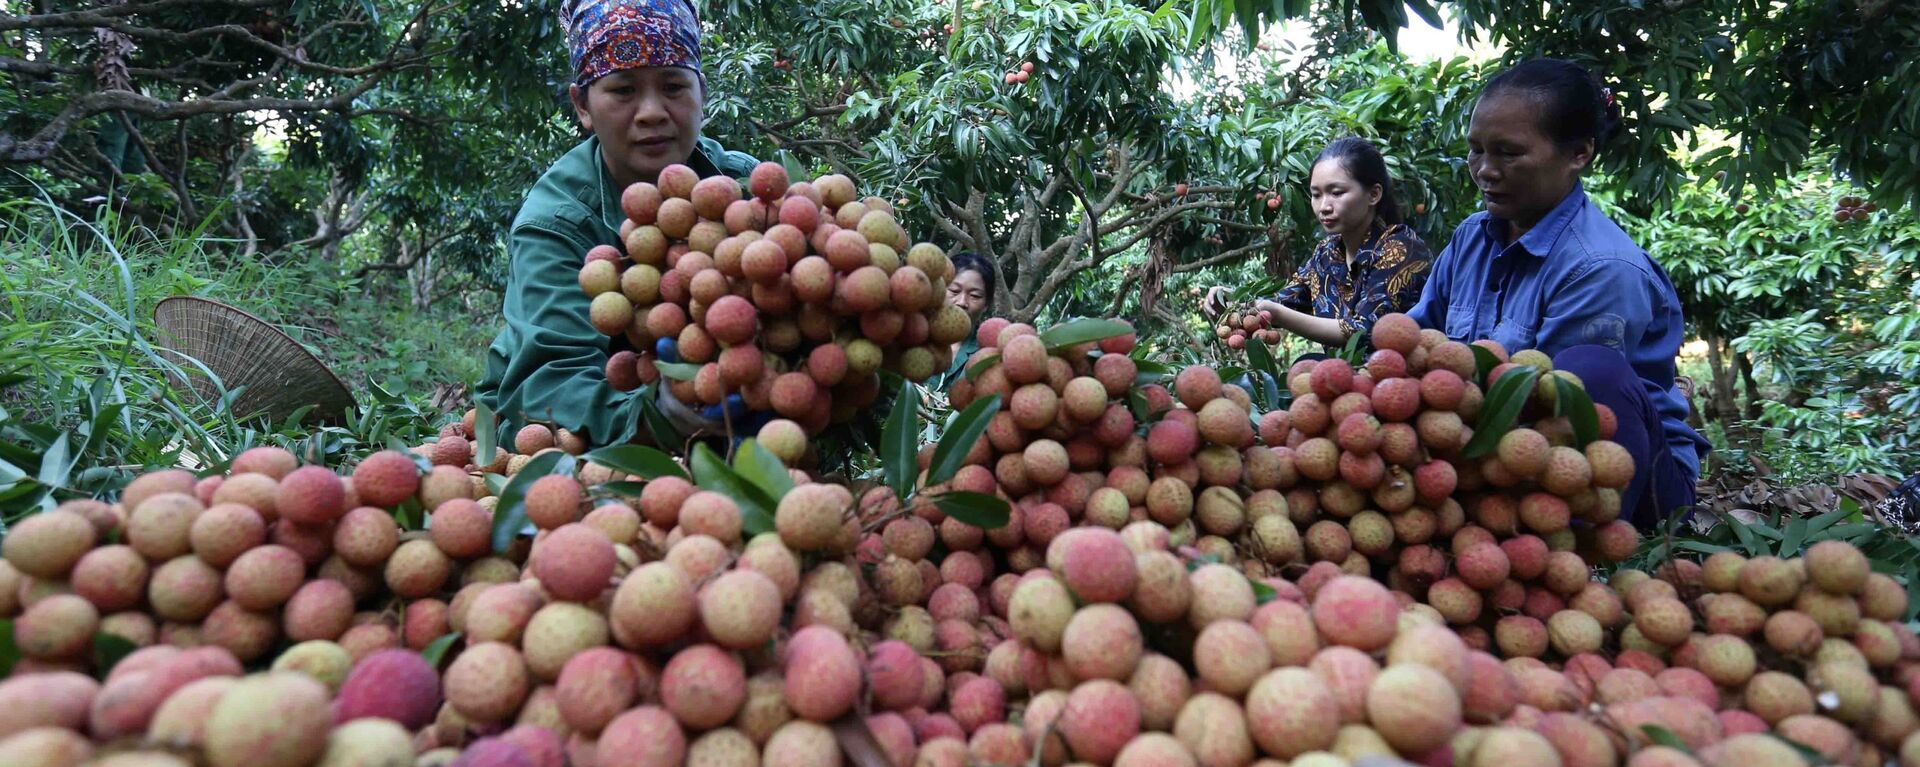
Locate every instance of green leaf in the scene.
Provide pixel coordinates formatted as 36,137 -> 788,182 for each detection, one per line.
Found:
36,433 -> 71,489
1405,0 -> 1444,27
881,380 -> 920,499
393,497 -> 425,532
655,361 -> 700,382
637,387 -> 683,449
1245,337 -> 1281,385
1906,563 -> 1920,622
489,451 -> 576,553
1462,366 -> 1540,458
1822,523 -> 1877,542
1132,359 -> 1176,383
1779,517 -> 1809,557
1037,318 -> 1134,351
484,473 -> 508,498
691,443 -> 778,536
1550,376 -> 1600,448
733,438 -> 796,502
582,445 -> 688,481
1470,344 -> 1502,386
472,401 -> 496,464
1251,579 -> 1277,604
1673,540 -> 1732,555
1639,725 -> 1689,752
1338,330 -> 1367,364
1261,372 -> 1288,413
1802,506 -> 1854,538
932,491 -> 1010,530
0,620 -> 19,677
1233,0 -> 1261,46
420,631 -> 463,667
927,394 -> 1001,487
1718,511 -> 1763,556
91,632 -> 138,677
964,353 -> 1001,382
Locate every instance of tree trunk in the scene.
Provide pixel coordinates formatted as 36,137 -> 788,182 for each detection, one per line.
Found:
1702,331 -> 1739,425
410,246 -> 436,310
1734,349 -> 1762,420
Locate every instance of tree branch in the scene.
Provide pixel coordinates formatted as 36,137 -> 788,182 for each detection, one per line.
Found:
763,103 -> 849,134
1,0 -> 445,164
1098,199 -> 1238,254
359,227 -> 455,280
747,117 -> 867,175
111,111 -> 195,220
11,12 -> 428,79
3,85 -> 431,164
931,210 -> 976,252
1171,241 -> 1268,273
225,143 -> 259,258
0,0 -> 280,30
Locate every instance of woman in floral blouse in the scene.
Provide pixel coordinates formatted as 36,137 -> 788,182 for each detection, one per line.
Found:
1211,137 -> 1434,349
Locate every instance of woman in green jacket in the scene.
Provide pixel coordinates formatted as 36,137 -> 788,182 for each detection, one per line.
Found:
476,0 -> 759,448
930,251 -> 996,391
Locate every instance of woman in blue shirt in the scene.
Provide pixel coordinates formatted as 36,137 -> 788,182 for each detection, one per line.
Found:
1408,59 -> 1710,527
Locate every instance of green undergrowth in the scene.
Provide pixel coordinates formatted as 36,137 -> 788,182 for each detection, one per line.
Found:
0,194 -> 478,520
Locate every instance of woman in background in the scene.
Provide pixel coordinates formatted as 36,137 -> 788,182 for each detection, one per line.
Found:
933,251 -> 996,391
1207,137 -> 1433,349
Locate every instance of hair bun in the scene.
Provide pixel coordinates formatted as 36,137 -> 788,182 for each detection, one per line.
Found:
1484,58 -> 1621,156
1594,80 -> 1623,148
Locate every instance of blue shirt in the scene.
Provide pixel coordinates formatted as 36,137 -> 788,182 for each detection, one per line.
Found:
1408,183 -> 1706,479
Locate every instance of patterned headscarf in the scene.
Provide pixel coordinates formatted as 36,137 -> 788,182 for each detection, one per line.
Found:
564,0 -> 702,87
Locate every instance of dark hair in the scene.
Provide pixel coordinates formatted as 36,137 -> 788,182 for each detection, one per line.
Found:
1313,137 -> 1403,227
949,251 -> 996,301
1481,58 -> 1623,155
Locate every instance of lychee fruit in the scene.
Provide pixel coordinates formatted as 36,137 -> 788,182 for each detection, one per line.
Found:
1310,576 -> 1399,652
351,450 -> 421,508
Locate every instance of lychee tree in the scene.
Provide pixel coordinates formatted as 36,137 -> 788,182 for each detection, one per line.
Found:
1447,0 -> 1920,215
703,2 -> 1499,332
703,1 -> 1442,324
1179,0 -> 1920,214
0,0 -> 570,258
1053,44 -> 1492,354
1592,156 -> 1920,482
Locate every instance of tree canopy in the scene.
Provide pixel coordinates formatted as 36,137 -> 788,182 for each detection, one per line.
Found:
7,0 -> 1911,320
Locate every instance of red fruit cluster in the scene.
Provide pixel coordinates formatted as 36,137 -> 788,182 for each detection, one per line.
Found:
583,162 -> 973,435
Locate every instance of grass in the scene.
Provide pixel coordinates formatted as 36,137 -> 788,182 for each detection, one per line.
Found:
0,193 -> 480,519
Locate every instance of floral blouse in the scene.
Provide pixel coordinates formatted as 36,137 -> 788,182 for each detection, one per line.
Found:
1274,222 -> 1434,340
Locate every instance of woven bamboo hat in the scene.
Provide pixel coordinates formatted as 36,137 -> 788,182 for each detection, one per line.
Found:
153,296 -> 356,424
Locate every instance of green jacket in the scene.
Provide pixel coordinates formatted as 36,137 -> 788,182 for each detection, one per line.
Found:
476,135 -> 759,447
929,333 -> 980,392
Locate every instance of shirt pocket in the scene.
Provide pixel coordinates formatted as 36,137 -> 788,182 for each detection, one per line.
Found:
1443,301 -> 1478,341
1493,316 -> 1538,352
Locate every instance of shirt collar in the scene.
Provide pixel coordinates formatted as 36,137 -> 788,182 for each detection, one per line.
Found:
593,137 -> 623,231
1320,221 -> 1393,265
1481,182 -> 1588,258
